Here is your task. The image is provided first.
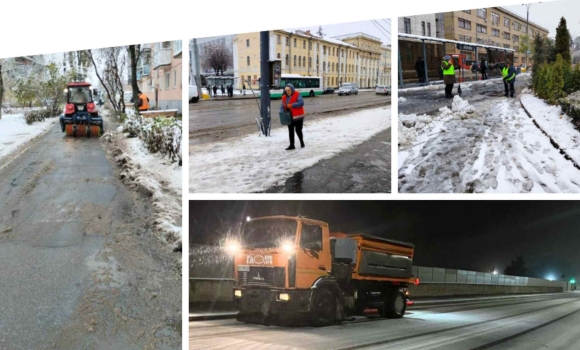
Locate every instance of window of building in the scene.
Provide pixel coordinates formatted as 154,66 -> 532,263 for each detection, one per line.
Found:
492,28 -> 500,37
504,44 -> 511,49
458,18 -> 472,30
463,10 -> 471,14
459,35 -> 472,42
477,24 -> 487,34
513,35 -> 519,42
503,32 -> 511,40
246,56 -> 250,66
165,73 -> 170,89
277,52 -> 281,59
513,22 -> 520,31
309,41 -> 312,49
298,56 -> 301,66
246,39 -> 250,47
421,21 -> 426,36
293,38 -> 297,47
277,35 -> 281,44
492,12 -> 500,25
285,54 -> 289,66
309,57 -> 312,68
504,17 -> 510,28
303,56 -> 306,67
286,37 -> 290,46
294,55 -> 297,66
173,69 -> 176,87
403,18 -> 411,34
303,40 -> 306,49
323,46 -> 326,55
428,22 -> 432,37
466,53 -> 473,60
514,57 -> 519,63
477,9 -> 487,19
514,45 -> 519,51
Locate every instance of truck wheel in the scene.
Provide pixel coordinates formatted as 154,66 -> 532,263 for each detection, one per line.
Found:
311,289 -> 336,327
380,291 -> 406,319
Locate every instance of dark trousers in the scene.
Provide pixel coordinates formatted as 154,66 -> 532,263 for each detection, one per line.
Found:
504,80 -> 515,97
481,72 -> 487,80
288,119 -> 304,147
445,84 -> 454,97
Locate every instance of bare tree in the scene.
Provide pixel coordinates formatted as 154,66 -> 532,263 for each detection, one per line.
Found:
200,42 -> 232,76
128,45 -> 141,112
87,47 -> 127,114
316,25 -> 325,37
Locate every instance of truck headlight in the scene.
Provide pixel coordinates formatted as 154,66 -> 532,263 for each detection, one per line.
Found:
234,290 -> 242,298
279,293 -> 290,301
225,239 -> 240,255
280,240 -> 295,254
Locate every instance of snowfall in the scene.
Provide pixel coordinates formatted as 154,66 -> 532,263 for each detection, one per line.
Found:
0,112 -> 57,163
190,106 -> 391,193
399,93 -> 580,193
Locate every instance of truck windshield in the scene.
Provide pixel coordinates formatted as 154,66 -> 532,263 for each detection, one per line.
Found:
242,219 -> 297,248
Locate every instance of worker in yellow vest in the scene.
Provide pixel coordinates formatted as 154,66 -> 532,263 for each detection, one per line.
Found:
441,55 -> 456,99
502,59 -> 517,98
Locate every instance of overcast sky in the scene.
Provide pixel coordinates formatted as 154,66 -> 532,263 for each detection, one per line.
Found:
504,0 -> 580,38
288,19 -> 391,45
190,201 -> 580,281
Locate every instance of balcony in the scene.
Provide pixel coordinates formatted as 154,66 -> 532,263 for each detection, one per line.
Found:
173,41 -> 182,58
153,48 -> 172,69
137,64 -> 151,80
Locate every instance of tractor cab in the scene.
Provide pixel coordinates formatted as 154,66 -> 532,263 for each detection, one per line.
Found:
60,82 -> 104,137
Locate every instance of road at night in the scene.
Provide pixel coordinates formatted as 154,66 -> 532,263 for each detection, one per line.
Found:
190,292 -> 580,349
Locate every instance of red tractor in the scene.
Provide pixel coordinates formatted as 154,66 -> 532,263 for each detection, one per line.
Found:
59,82 -> 104,137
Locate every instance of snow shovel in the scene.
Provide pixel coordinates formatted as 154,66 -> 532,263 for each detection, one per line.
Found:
246,79 -> 270,137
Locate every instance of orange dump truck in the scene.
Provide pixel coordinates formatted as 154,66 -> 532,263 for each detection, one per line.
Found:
227,215 -> 418,326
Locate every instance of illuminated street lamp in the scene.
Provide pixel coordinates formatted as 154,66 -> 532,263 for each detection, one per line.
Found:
571,278 -> 576,284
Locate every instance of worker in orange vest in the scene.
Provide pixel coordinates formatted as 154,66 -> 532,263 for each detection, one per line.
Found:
137,91 -> 150,111
280,83 -> 305,150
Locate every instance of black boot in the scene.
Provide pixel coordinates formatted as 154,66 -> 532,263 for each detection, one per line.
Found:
300,141 -> 305,148
286,145 -> 295,150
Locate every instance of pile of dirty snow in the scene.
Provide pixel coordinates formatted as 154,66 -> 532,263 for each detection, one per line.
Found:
398,97 -> 407,103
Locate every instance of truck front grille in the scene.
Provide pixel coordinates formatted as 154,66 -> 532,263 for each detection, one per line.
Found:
239,266 -> 285,288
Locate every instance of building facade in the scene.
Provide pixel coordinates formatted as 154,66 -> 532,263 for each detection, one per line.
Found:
135,40 -> 182,112
437,7 -> 549,66
232,30 -> 388,89
399,15 -> 437,37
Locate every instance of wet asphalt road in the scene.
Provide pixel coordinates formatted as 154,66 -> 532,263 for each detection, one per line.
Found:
190,92 -> 390,145
190,292 -> 580,350
0,122 -> 181,350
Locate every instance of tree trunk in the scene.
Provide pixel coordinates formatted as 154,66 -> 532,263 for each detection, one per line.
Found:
0,62 -> 3,120
129,45 -> 140,113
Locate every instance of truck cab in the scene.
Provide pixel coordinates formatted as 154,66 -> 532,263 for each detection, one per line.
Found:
228,215 -> 417,326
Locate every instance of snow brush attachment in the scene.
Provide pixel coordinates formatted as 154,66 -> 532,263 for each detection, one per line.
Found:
65,124 -> 101,137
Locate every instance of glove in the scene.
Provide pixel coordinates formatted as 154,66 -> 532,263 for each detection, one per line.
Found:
287,104 -> 292,109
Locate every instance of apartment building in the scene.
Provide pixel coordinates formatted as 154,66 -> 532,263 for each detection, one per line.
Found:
399,15 -> 437,37
135,40 -> 183,112
232,30 -> 388,89
437,7 -> 549,66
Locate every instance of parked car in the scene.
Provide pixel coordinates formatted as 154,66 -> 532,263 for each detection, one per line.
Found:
323,87 -> 335,94
375,85 -> 390,95
189,85 -> 200,103
338,85 -> 359,96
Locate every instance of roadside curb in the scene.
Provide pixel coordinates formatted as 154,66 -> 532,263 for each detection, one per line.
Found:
190,313 -> 238,321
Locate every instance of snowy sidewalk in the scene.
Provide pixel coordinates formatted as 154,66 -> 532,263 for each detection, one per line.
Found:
399,96 -> 580,193
0,113 -> 57,164
190,106 -> 391,193
520,93 -> 580,166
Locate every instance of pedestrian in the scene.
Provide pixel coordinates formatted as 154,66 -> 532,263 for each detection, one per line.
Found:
213,85 -> 218,97
221,85 -> 225,96
502,59 -> 516,98
415,57 -> 425,83
243,83 -> 246,95
480,58 -> 488,80
442,55 -> 456,99
280,83 -> 305,150
207,85 -> 212,97
136,91 -> 150,112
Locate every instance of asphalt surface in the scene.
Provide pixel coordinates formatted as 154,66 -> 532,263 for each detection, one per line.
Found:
264,127 -> 391,193
190,292 -> 580,350
0,121 -> 181,350
190,92 -> 390,145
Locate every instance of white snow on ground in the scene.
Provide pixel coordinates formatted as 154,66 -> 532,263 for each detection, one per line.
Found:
521,94 -> 580,166
190,106 -> 391,193
0,113 -> 57,162
399,96 -> 580,193
399,97 -> 407,103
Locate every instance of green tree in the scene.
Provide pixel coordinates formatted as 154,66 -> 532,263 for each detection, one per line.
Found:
518,35 -> 532,63
547,55 -> 566,103
555,17 -> 572,63
13,78 -> 37,107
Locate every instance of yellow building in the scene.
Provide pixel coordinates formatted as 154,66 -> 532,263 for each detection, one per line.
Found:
135,41 -> 183,112
438,7 -> 549,67
233,30 -> 389,90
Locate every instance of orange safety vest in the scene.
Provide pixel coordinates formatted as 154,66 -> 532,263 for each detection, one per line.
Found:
138,94 -> 150,111
282,92 -> 305,120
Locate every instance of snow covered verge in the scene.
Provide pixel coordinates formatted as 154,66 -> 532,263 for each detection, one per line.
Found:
398,96 -> 580,193
399,73 -> 531,94
190,106 -> 391,193
0,112 -> 57,162
101,112 -> 182,252
521,93 -> 580,166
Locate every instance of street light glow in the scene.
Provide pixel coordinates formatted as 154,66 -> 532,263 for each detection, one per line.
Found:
246,216 -> 251,222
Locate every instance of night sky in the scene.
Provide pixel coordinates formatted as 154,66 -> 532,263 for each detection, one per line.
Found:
189,201 -> 580,280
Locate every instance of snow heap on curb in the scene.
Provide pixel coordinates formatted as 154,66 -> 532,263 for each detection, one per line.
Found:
399,96 -> 474,147
521,93 -> 580,166
398,97 -> 407,103
190,106 -> 391,193
107,137 -> 182,252
0,113 -> 57,161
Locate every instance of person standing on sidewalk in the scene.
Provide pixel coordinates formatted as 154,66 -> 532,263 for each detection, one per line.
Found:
480,58 -> 488,80
280,83 -> 305,150
502,59 -> 516,98
442,55 -> 456,98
